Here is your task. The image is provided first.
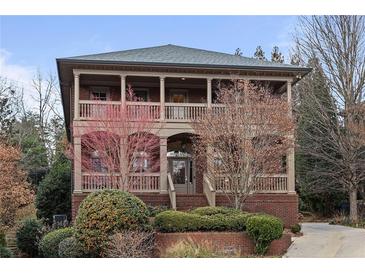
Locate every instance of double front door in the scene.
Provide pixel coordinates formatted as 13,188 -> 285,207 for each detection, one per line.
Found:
169,157 -> 195,194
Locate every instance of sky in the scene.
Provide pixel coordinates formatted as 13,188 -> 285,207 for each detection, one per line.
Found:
0,16 -> 297,104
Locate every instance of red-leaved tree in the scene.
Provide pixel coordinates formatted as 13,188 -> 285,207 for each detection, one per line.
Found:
68,87 -> 160,191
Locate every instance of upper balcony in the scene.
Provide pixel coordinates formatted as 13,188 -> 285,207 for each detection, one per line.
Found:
73,73 -> 292,123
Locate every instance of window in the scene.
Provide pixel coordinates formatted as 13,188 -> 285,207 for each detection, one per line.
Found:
133,88 -> 149,102
90,87 -> 110,101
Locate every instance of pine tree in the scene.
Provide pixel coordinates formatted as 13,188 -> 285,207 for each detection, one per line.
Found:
271,46 -> 284,63
295,57 -> 345,215
253,46 -> 266,60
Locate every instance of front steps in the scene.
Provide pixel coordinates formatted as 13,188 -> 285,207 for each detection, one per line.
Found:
176,194 -> 209,211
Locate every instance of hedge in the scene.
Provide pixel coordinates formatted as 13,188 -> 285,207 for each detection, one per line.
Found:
190,206 -> 242,216
154,210 -> 254,233
74,190 -> 150,257
246,215 -> 284,255
39,227 -> 74,257
155,207 -> 284,255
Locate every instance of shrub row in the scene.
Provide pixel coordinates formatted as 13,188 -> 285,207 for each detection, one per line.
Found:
154,210 -> 255,233
154,207 -> 284,255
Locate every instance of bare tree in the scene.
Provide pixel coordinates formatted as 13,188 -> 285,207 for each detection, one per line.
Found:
31,70 -> 63,161
0,77 -> 22,139
191,81 -> 294,209
295,16 -> 365,222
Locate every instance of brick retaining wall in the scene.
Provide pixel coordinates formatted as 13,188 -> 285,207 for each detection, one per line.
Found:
155,232 -> 292,257
72,192 -> 298,227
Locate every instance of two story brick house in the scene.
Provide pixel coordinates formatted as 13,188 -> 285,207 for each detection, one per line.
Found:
57,44 -> 310,226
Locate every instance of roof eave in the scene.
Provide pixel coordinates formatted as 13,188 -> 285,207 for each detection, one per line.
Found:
56,58 -> 312,75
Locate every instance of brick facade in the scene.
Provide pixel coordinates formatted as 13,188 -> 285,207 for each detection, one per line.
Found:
155,232 -> 292,257
216,193 -> 299,227
71,192 -> 298,227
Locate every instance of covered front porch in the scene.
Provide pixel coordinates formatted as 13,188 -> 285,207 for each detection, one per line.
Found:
75,132 -> 293,210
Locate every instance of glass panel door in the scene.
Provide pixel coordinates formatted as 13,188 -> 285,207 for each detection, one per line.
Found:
170,158 -> 188,193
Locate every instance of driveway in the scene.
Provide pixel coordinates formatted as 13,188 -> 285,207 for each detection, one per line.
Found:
284,223 -> 365,258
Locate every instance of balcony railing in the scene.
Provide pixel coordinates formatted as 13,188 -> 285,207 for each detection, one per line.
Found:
81,172 -> 160,192
165,103 -> 207,121
78,100 -> 217,122
214,174 -> 288,193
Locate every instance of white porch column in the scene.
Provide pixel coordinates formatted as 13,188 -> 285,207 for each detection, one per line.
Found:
73,136 -> 82,193
74,73 -> 80,120
160,137 -> 168,194
207,78 -> 212,108
160,77 -> 165,121
286,80 -> 295,193
121,75 -> 126,107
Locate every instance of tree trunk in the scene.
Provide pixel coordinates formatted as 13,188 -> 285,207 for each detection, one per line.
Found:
349,188 -> 358,223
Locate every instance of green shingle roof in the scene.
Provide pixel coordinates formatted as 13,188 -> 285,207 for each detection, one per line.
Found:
60,44 -> 308,72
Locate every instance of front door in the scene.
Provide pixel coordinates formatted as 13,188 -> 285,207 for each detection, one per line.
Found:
170,89 -> 188,120
169,157 -> 194,194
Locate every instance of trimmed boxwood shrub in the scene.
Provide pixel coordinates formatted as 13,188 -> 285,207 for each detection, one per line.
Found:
39,227 -> 74,257
154,211 -> 205,232
190,206 -> 241,216
74,190 -> 150,257
246,215 -> 284,255
154,210 -> 254,232
58,236 -> 85,258
16,218 -> 43,257
0,245 -> 13,258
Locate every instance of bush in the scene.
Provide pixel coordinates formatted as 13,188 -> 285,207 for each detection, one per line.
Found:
36,154 -> 71,224
148,205 -> 169,217
291,223 -> 301,234
0,228 -> 6,247
154,210 -> 254,233
190,206 -> 241,216
16,218 -> 43,257
0,245 -> 13,258
154,211 -> 204,232
105,230 -> 155,258
58,237 -> 85,258
74,190 -> 149,257
39,227 -> 74,257
246,215 -> 283,255
163,239 -> 229,258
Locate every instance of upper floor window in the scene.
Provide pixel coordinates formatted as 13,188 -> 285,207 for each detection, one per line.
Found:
90,86 -> 110,101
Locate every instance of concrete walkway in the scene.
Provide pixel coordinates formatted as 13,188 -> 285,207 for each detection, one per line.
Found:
284,223 -> 365,258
